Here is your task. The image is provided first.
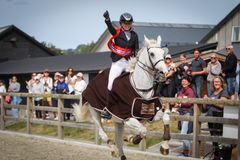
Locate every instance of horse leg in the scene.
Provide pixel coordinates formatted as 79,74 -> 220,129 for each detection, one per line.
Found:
88,107 -> 108,142
125,118 -> 146,145
160,111 -> 171,155
114,122 -> 127,160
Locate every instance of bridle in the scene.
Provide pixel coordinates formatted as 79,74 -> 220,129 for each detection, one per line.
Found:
133,47 -> 164,92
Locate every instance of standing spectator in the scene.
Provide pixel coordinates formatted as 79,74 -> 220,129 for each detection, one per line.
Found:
235,64 -> 240,100
0,80 -> 6,93
8,76 -> 21,118
26,72 -> 36,93
176,53 -> 191,93
56,74 -> 69,120
74,72 -> 87,96
31,76 -> 44,119
65,67 -> 77,120
52,72 -> 62,120
190,49 -> 207,98
0,80 -> 6,115
222,45 -> 237,99
206,54 -> 222,96
203,76 -> 229,159
40,69 -> 53,119
159,54 -> 177,98
175,76 -> 195,157
65,67 -> 77,94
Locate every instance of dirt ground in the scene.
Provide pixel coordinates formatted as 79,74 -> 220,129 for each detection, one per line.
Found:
0,131 -> 189,160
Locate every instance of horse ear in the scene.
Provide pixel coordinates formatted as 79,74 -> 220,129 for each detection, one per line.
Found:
157,35 -> 161,47
144,35 -> 150,46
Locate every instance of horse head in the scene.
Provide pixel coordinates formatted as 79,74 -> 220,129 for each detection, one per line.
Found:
138,35 -> 168,74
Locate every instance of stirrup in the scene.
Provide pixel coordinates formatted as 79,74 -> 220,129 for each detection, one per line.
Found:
101,110 -> 112,119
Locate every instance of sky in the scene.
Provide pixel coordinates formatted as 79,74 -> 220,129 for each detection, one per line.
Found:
0,0 -> 239,50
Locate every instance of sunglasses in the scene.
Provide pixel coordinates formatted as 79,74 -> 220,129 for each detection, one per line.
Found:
226,48 -> 231,50
211,57 -> 216,59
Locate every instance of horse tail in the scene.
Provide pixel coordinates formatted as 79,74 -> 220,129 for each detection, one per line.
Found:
72,102 -> 92,122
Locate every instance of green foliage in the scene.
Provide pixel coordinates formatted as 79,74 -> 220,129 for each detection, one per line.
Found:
41,41 -> 96,55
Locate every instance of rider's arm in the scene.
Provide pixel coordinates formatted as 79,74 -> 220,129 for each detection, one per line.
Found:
105,19 -> 116,36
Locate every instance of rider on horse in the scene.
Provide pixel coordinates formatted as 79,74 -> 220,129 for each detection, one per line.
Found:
102,11 -> 139,118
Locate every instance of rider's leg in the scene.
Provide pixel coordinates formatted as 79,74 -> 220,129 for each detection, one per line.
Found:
107,58 -> 128,90
102,58 -> 128,119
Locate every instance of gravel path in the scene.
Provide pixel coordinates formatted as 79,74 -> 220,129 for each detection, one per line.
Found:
0,131 -> 196,160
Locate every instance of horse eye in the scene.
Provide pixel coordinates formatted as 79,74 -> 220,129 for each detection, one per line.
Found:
150,52 -> 155,57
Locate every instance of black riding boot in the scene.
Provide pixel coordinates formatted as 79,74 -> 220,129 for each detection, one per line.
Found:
101,90 -> 112,119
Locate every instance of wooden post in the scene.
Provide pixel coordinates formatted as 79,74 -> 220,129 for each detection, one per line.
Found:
192,104 -> 201,158
139,137 -> 146,151
26,97 -> 33,134
0,95 -> 5,130
57,98 -> 64,139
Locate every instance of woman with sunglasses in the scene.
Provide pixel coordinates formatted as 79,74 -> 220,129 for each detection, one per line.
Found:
207,53 -> 222,96
102,11 -> 139,118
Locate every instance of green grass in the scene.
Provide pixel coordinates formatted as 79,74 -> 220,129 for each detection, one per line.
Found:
6,120 -> 179,148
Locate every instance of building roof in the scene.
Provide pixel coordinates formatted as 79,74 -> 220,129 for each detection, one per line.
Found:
200,3 -> 240,43
0,42 -> 218,75
92,21 -> 214,52
168,42 -> 218,58
0,52 -> 112,75
0,25 -> 57,56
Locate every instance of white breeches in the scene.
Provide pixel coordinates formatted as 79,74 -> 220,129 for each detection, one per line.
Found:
108,58 -> 128,90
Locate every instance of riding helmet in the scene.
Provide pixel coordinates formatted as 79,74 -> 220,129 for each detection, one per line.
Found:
120,12 -> 133,24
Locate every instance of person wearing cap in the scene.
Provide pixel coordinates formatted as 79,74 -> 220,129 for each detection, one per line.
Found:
222,45 -> 237,99
206,54 -> 222,96
160,54 -> 177,98
175,76 -> 195,157
56,74 -> 69,120
74,72 -> 87,96
190,49 -> 207,98
52,72 -> 62,120
31,76 -> 44,119
102,10 -> 139,119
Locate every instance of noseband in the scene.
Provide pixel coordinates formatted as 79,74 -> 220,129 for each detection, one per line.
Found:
137,47 -> 164,76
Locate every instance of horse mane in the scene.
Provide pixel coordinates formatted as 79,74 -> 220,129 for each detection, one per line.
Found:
127,38 -> 159,72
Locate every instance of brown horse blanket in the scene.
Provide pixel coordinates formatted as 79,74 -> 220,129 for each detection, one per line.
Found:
82,69 -> 162,121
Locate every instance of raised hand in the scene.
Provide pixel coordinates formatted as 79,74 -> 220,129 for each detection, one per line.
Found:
103,10 -> 110,20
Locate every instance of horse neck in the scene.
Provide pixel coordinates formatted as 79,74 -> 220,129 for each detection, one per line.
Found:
131,60 -> 154,99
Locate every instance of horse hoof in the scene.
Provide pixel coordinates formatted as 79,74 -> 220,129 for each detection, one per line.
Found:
121,155 -> 127,160
160,146 -> 169,155
107,140 -> 119,157
132,135 -> 143,144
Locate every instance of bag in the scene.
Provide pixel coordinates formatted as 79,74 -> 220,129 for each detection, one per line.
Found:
5,96 -> 10,104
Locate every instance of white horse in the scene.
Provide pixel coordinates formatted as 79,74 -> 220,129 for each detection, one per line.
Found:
73,35 -> 171,160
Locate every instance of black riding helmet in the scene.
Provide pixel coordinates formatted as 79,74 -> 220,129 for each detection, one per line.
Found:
119,12 -> 133,24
